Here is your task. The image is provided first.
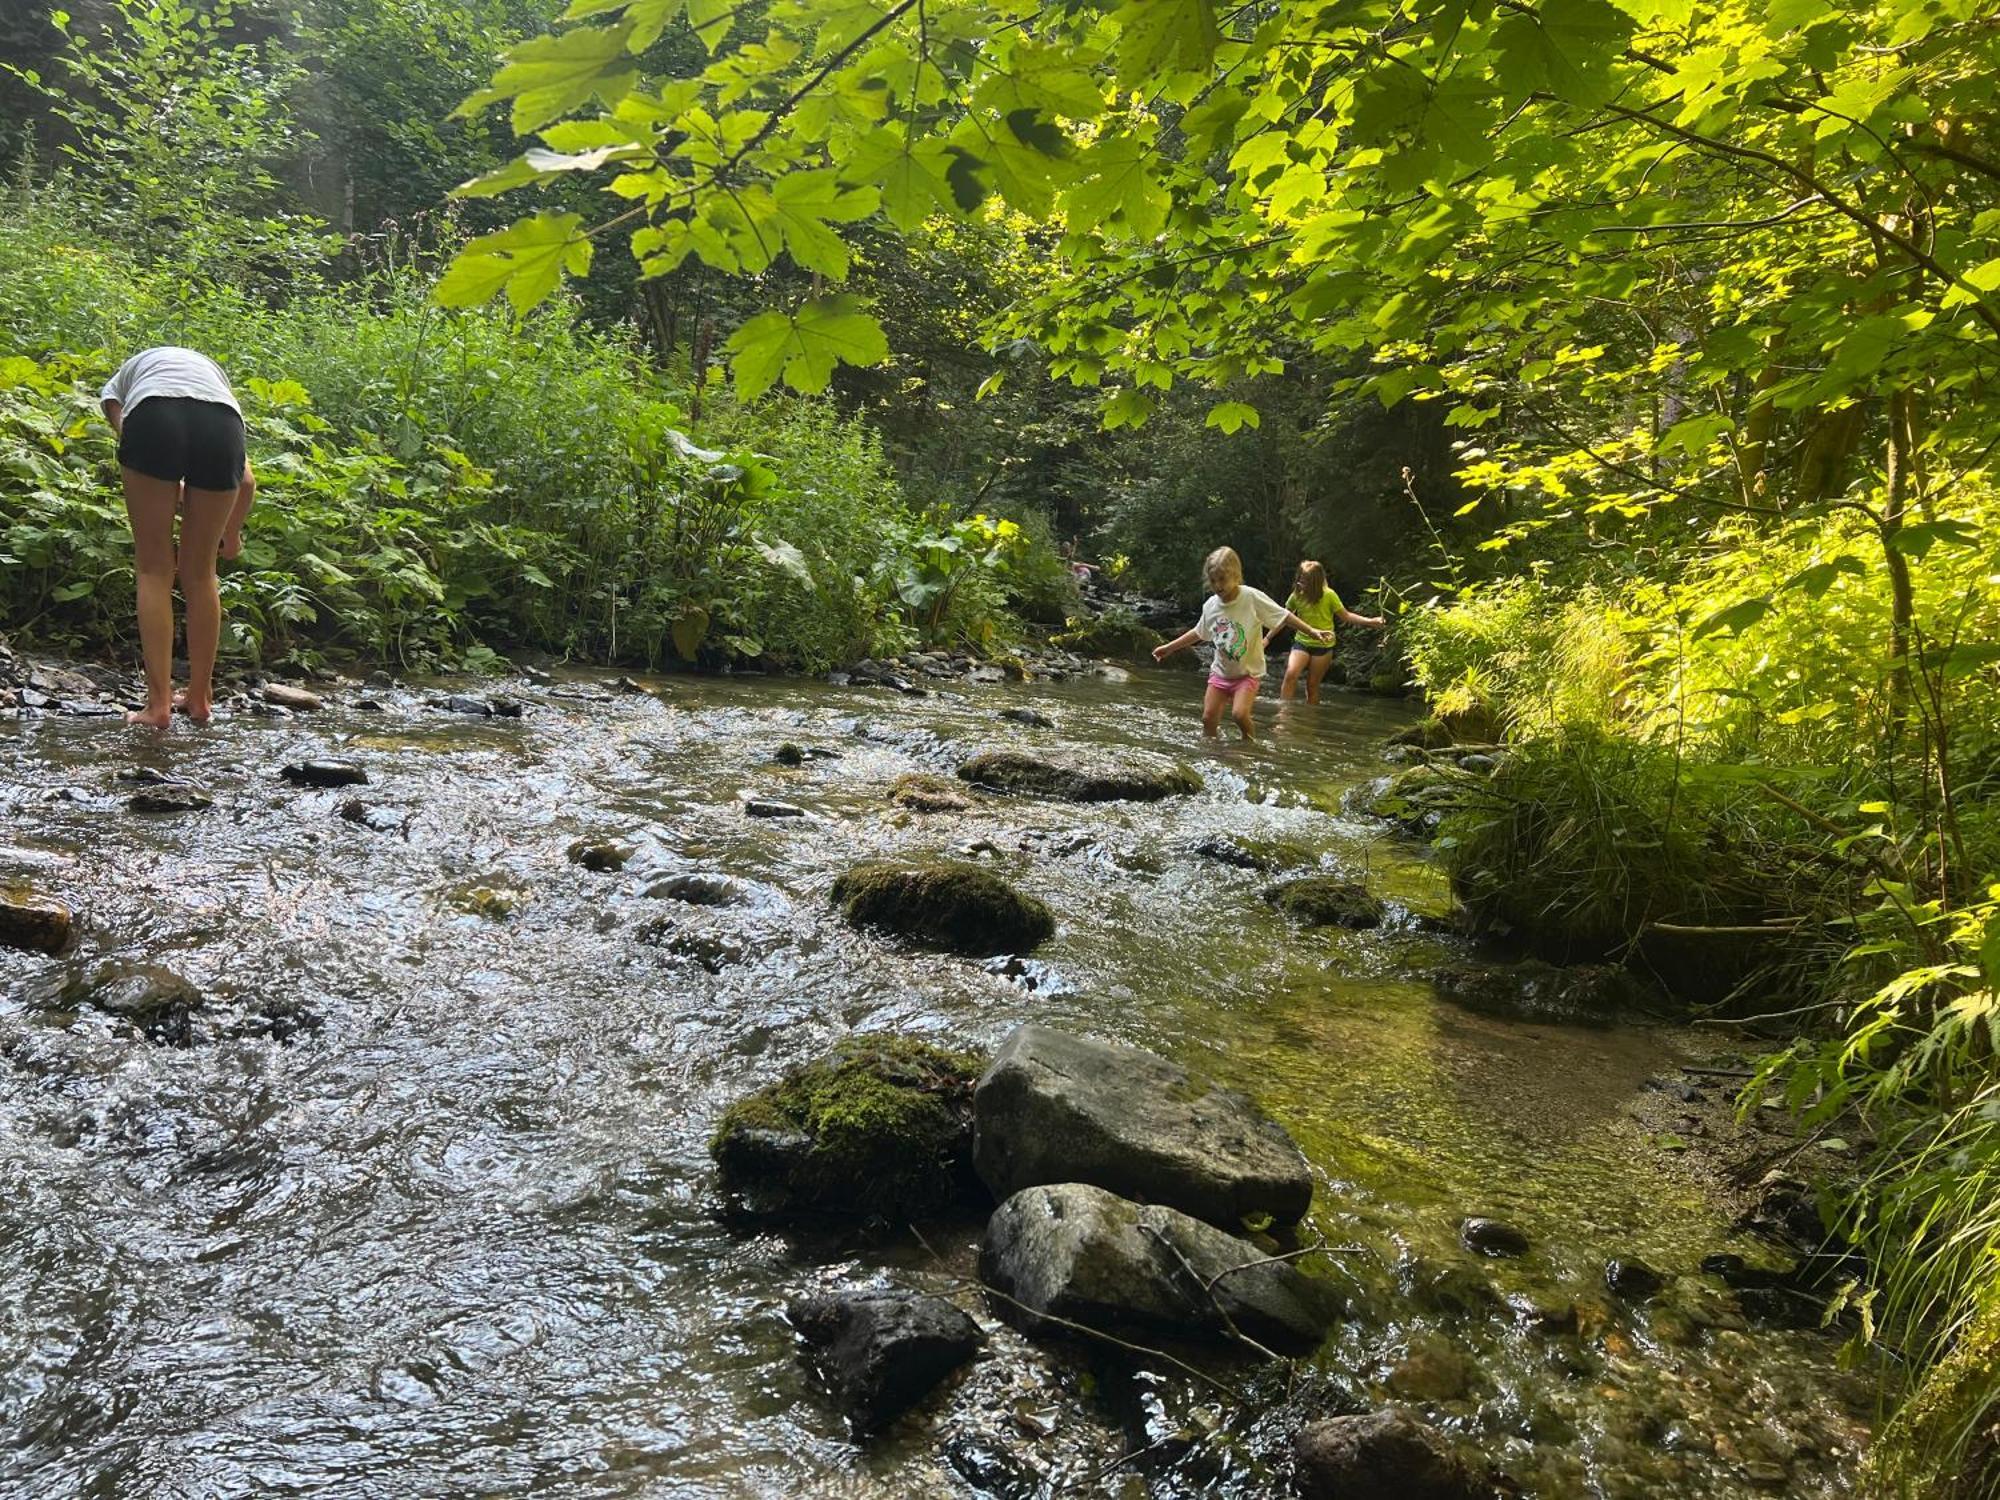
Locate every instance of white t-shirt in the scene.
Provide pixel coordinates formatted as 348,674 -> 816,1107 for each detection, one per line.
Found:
1197,586 -> 1290,679
100,347 -> 240,416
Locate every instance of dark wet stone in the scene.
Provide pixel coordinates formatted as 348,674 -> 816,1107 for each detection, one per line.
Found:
1264,876 -> 1385,930
959,750 -> 1200,803
979,1181 -> 1338,1355
640,920 -> 747,972
787,1289 -> 984,1433
1386,718 -> 1456,750
744,797 -> 806,819
281,760 -> 368,788
1402,1259 -> 1504,1321
774,742 -> 806,766
436,693 -> 493,716
1294,1410 -> 1487,1500
37,961 -> 205,1045
128,785 -> 211,813
833,862 -> 1053,957
339,799 -> 408,834
1192,836 -> 1268,871
1388,1334 -> 1475,1402
0,889 -> 73,954
646,873 -> 749,907
710,1035 -> 986,1221
945,1433 -> 1043,1497
1457,752 -> 1500,775
364,670 -> 396,689
489,696 -> 525,718
1605,1258 -> 1667,1301
999,707 -> 1055,728
1505,1291 -> 1579,1334
355,699 -> 385,713
1460,1217 -> 1530,1259
262,682 -> 323,711
973,1023 -> 1312,1228
568,838 -> 635,872
1429,959 -> 1650,1026
890,773 -> 973,814
117,766 -> 178,784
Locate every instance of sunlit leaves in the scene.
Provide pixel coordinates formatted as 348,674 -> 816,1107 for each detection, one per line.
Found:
726,294 -> 890,398
434,211 -> 592,313
1204,400 -> 1259,433
1111,0 -> 1219,86
457,22 -> 638,134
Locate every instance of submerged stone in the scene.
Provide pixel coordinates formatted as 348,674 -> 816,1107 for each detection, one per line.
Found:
998,707 -> 1055,729
1363,763 -> 1460,835
1430,959 -> 1650,1026
568,837 -> 635,872
774,741 -> 806,766
787,1288 -> 984,1433
436,693 -> 493,716
979,1181 -> 1338,1355
889,773 -> 974,814
1294,1410 -> 1487,1500
1264,876 -> 1385,930
128,784 -> 212,814
973,1023 -> 1312,1228
1460,1217 -> 1530,1259
0,888 -> 73,954
647,873 -> 750,907
710,1035 -> 987,1222
832,862 -> 1053,956
957,750 -> 1200,803
1605,1257 -> 1667,1301
29,960 -> 205,1045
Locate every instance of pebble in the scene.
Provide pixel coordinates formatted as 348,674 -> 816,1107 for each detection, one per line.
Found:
264,682 -> 323,711
568,838 -> 635,872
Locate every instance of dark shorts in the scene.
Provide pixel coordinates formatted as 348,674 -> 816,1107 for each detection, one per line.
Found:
118,397 -> 246,492
1295,643 -> 1333,658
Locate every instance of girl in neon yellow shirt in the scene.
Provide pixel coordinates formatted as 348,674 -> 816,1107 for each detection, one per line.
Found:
1265,560 -> 1385,703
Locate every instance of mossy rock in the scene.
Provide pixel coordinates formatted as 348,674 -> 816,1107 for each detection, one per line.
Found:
710,1035 -> 988,1222
1386,717 -> 1456,751
1362,762 -> 1462,835
889,772 -> 974,814
833,861 -> 1054,955
1429,959 -> 1661,1025
1864,1294 -> 2000,1500
1264,876 -> 1385,930
958,749 -> 1200,803
1048,609 -> 1162,660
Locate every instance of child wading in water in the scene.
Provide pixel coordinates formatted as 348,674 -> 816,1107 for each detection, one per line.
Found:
1153,546 -> 1331,740
1266,560 -> 1386,703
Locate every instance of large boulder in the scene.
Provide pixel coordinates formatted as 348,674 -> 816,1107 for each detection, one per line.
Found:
973,1024 -> 1312,1228
1265,877 -> 1385,930
958,750 -> 1200,803
980,1182 -> 1338,1356
0,888 -> 73,954
1294,1410 -> 1489,1499
787,1288 -> 985,1432
832,862 -> 1053,956
710,1035 -> 986,1222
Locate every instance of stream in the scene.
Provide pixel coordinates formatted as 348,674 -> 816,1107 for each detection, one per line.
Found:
0,665 -> 1872,1497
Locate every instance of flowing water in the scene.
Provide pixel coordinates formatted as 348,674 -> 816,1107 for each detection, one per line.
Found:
0,667 -> 1871,1497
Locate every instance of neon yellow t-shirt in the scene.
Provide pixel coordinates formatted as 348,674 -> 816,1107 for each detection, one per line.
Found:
1285,588 -> 1343,645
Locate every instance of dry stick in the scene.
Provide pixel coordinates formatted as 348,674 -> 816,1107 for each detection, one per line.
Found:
906,1226 -> 1247,1403
1140,1224 -> 1284,1364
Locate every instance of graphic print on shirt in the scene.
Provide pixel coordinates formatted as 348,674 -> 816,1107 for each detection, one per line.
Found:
1211,615 -> 1248,667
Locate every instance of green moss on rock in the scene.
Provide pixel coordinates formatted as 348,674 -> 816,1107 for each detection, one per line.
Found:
889,773 -> 974,813
833,860 -> 1054,954
710,1035 -> 988,1221
1048,609 -> 1163,660
1264,876 -> 1385,930
958,750 -> 1200,803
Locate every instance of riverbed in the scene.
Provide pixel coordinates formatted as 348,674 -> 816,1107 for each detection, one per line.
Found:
0,665 -> 1871,1497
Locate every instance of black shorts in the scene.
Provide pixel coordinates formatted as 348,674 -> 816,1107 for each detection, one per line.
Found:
118,397 -> 246,492
1295,642 -> 1333,658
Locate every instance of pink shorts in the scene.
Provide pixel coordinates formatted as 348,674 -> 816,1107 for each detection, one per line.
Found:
1207,673 -> 1257,697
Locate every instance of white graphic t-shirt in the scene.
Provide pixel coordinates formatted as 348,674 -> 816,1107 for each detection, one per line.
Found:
1196,586 -> 1290,680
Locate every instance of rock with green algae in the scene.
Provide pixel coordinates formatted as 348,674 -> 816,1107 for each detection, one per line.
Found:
889,773 -> 974,814
1047,609 -> 1163,661
1361,762 -> 1462,835
833,861 -> 1053,955
1863,1295 -> 2000,1500
710,1035 -> 988,1222
957,749 -> 1199,804
1264,876 -> 1386,930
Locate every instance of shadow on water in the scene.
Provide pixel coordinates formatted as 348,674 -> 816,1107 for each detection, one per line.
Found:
0,666 -> 1870,1496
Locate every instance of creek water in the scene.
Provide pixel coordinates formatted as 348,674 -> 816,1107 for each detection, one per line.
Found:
1,666 -> 1870,1498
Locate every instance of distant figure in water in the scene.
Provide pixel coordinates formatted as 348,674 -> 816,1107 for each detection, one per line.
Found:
1152,545 -> 1331,741
1265,559 -> 1386,704
100,347 -> 257,728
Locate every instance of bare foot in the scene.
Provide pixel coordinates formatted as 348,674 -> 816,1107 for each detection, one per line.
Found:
174,692 -> 213,726
126,705 -> 172,729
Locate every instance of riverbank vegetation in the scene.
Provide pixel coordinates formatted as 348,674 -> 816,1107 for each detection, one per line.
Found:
5,0 -> 2000,1488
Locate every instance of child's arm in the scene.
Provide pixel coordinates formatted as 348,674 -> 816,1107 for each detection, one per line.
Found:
102,398 -> 124,436
1283,610 -> 1334,645
1152,627 -> 1201,662
219,458 -> 257,561
1337,605 -> 1386,628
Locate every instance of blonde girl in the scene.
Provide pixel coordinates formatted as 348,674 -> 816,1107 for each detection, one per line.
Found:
1266,560 -> 1386,704
1153,546 -> 1331,740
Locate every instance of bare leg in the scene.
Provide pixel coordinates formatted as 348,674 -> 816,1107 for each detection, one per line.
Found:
175,484 -> 236,725
1306,651 -> 1334,704
1201,684 -> 1230,738
122,470 -> 181,728
1232,682 -> 1258,740
1279,648 -> 1307,700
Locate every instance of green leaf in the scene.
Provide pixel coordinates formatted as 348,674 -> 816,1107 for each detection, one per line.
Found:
671,604 -> 710,659
435,211 -> 593,313
1493,0 -> 1634,107
468,23 -> 639,135
1980,913 -> 2000,991
1942,257 -> 2000,310
1780,556 -> 1864,598
1692,596 -> 1772,639
726,294 -> 890,400
1111,0 -> 1219,87
1205,401 -> 1260,433
1886,518 -> 1980,558
1066,132 -> 1169,240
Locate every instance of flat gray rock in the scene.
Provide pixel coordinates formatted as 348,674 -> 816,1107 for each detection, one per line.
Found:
973,1024 -> 1312,1228
979,1182 -> 1337,1356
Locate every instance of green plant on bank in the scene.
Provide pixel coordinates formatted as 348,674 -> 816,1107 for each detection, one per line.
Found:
885,510 -> 1027,650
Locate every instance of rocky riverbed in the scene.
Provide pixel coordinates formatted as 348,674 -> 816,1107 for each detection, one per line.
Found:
0,651 -> 1871,1496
